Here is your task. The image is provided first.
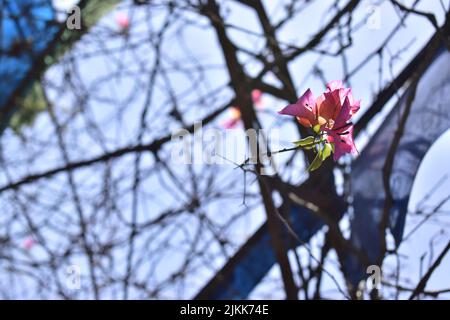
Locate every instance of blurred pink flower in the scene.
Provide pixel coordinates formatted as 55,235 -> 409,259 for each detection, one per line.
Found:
116,12 -> 130,30
23,237 -> 36,250
252,89 -> 263,109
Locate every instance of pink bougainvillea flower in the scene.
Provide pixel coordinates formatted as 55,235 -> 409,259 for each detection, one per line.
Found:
278,80 -> 360,161
116,12 -> 130,30
23,237 -> 36,250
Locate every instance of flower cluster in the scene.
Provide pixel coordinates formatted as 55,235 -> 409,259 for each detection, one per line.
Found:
278,80 -> 360,171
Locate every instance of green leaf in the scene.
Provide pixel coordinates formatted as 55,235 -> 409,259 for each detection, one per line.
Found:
293,136 -> 315,148
322,143 -> 332,161
307,150 -> 323,172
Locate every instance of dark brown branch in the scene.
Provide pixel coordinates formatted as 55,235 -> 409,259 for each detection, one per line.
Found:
409,241 -> 450,300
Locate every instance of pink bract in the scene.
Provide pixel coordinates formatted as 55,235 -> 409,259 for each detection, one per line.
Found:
278,81 -> 360,161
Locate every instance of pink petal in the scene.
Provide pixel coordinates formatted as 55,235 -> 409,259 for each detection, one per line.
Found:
329,123 -> 357,161
279,89 -> 317,127
278,103 -> 302,117
338,88 -> 351,104
328,126 -> 357,161
316,93 -> 325,106
350,99 -> 360,114
298,89 -> 316,109
326,80 -> 344,92
323,97 -> 357,161
333,97 -> 352,129
341,88 -> 360,115
320,91 -> 341,121
278,88 -> 315,117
